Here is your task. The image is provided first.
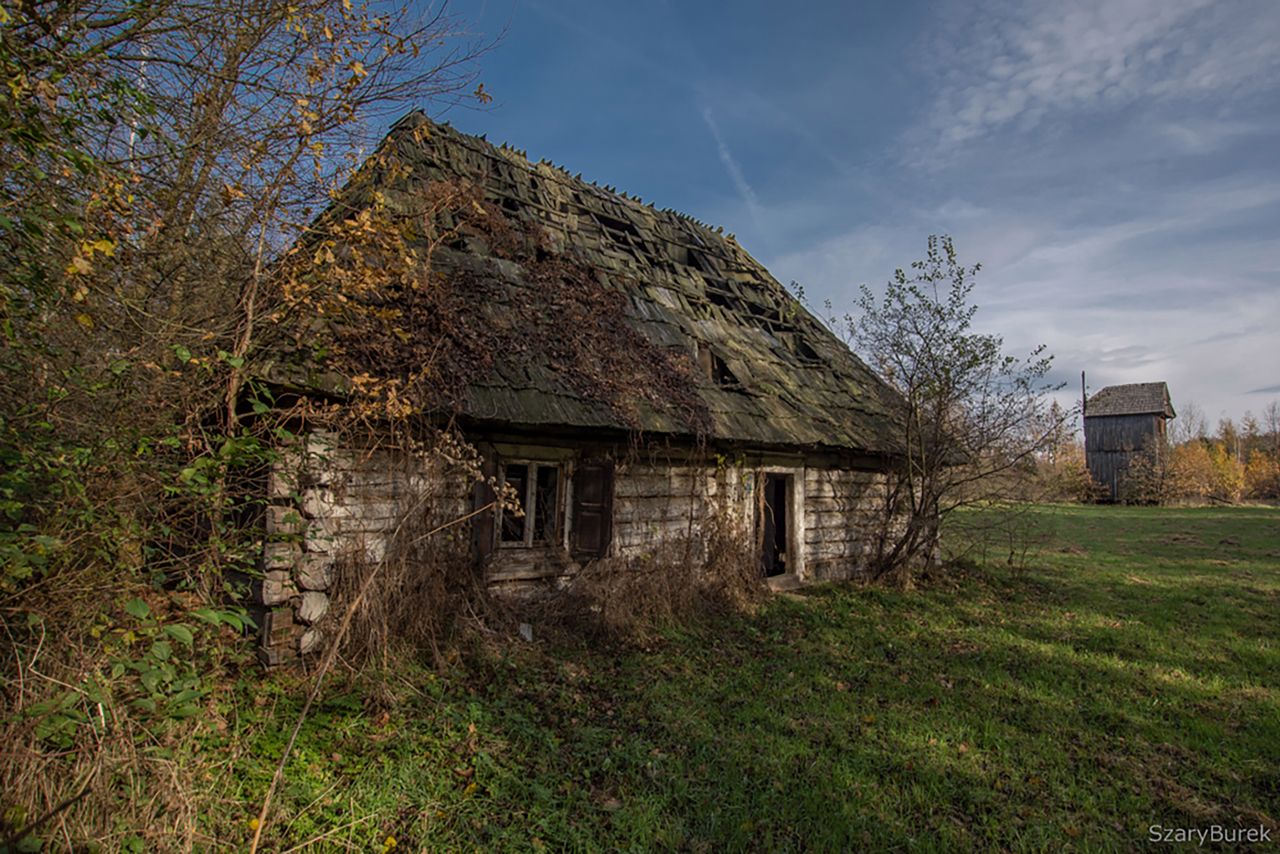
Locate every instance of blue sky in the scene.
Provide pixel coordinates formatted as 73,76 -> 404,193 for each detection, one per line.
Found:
428,0 -> 1280,427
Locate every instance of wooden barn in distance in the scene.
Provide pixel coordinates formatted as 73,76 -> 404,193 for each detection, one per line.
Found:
1084,382 -> 1176,501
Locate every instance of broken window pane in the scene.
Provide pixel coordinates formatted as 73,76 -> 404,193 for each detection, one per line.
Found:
501,463 -> 528,542
533,465 -> 559,543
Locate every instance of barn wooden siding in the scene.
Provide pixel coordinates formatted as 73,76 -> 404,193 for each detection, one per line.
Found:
1084,413 -> 1164,500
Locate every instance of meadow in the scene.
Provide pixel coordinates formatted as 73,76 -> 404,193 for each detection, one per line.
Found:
203,504 -> 1279,851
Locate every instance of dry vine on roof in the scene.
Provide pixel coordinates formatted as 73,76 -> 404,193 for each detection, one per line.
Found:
275,173 -> 710,435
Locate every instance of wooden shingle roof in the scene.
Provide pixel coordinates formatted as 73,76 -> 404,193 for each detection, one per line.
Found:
1085,382 -> 1176,419
282,112 -> 904,456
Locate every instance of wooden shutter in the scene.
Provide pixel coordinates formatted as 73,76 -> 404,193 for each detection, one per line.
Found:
571,459 -> 614,561
471,449 -> 497,563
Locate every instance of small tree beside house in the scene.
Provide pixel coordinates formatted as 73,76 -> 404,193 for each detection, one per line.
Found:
848,235 -> 1063,578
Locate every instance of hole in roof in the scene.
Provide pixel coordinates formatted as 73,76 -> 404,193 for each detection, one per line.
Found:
686,248 -> 708,273
697,343 -> 742,389
713,354 -> 740,388
706,289 -> 737,311
795,339 -> 820,362
594,212 -> 639,237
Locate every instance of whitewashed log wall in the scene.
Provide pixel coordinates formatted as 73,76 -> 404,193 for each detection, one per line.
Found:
803,468 -> 892,582
258,431 -> 471,665
611,462 -> 754,559
258,432 -> 893,664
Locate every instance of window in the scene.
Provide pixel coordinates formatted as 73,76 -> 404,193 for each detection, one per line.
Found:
498,462 -> 562,547
696,342 -> 741,388
475,456 -> 614,563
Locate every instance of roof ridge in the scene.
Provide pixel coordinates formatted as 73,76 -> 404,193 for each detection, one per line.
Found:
390,110 -> 735,245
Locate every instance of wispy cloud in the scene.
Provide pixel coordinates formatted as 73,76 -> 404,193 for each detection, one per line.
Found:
768,164 -> 1280,421
701,106 -> 767,238
922,0 -> 1280,151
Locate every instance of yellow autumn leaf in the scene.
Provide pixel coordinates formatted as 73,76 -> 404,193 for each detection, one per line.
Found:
66,256 -> 92,276
75,313 -> 94,329
349,61 -> 367,79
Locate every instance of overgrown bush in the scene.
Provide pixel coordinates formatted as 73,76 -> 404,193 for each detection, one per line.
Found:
0,0 -> 490,847
525,507 -> 764,644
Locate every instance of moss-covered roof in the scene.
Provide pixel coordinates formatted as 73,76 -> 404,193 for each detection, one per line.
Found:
293,111 -> 904,456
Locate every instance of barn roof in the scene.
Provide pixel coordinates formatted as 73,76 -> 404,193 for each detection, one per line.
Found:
272,112 -> 904,456
1085,382 -> 1176,419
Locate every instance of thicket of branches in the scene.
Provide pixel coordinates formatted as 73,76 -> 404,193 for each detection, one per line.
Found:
0,0 -> 493,847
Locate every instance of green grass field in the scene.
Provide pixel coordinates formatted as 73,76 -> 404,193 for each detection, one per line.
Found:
213,505 -> 1279,851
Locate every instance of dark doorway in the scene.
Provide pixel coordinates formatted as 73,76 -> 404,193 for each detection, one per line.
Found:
761,474 -> 789,577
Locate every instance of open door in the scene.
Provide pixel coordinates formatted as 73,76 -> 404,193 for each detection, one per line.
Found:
761,473 -> 789,577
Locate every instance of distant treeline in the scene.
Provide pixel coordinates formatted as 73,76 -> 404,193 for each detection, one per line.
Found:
1036,402 -> 1280,504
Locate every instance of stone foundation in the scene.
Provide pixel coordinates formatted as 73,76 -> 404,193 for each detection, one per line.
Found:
256,431 -> 470,666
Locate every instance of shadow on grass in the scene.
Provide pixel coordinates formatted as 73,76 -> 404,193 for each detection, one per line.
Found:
217,505 -> 1279,851
437,561 -> 1277,851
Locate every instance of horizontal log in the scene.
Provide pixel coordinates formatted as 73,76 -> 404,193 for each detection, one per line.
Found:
804,540 -> 867,560
614,497 -> 704,520
615,473 -> 706,499
803,495 -> 878,515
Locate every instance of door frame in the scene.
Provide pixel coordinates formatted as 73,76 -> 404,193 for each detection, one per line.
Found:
756,466 -> 805,582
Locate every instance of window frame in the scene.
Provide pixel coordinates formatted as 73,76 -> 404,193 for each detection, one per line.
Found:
497,460 -> 564,549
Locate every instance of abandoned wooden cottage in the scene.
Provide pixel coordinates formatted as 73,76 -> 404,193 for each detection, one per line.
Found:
1084,382 -> 1176,501
255,112 -> 907,663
